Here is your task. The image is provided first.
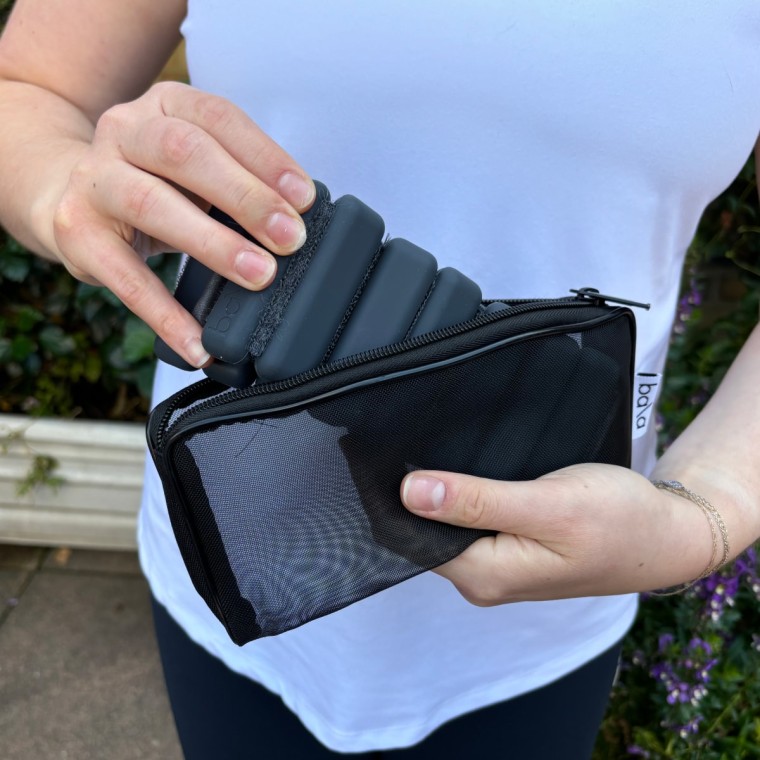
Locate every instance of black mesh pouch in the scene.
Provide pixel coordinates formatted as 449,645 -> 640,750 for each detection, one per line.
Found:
147,294 -> 636,645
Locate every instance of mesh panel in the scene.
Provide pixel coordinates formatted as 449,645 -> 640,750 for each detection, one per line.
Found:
165,314 -> 633,644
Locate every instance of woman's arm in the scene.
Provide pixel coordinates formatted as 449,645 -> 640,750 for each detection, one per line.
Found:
400,140 -> 760,603
0,0 -> 314,368
0,0 -> 187,256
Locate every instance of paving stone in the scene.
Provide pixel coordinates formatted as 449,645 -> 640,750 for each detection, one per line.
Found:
0,544 -> 46,571
43,547 -> 143,576
0,571 -> 182,760
0,569 -> 29,611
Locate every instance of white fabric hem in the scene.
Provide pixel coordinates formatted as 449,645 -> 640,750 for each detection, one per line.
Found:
141,516 -> 637,755
278,598 -> 638,753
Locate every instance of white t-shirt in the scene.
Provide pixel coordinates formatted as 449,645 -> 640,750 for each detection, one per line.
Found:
139,1 -> 760,752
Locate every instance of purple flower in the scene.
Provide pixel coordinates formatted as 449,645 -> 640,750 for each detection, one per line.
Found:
637,542 -> 760,751
687,638 -> 712,656
677,716 -> 703,738
658,633 -> 675,652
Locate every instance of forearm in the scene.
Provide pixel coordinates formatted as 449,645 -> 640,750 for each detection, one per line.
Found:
0,0 -> 187,261
0,78 -> 94,260
651,321 -> 760,559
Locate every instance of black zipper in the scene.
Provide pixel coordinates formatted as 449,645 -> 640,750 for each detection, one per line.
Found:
152,288 -> 641,451
569,288 -> 651,310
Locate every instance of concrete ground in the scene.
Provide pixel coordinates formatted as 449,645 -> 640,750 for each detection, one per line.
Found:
0,544 -> 183,760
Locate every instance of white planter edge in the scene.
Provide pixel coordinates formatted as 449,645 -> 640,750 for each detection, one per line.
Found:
0,413 -> 146,550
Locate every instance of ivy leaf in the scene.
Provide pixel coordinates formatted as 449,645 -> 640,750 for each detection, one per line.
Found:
10,333 -> 37,361
10,305 -> 44,332
83,352 -> 102,383
121,317 -> 156,362
0,251 -> 31,282
38,325 -> 77,356
22,352 -> 41,376
136,362 -> 156,399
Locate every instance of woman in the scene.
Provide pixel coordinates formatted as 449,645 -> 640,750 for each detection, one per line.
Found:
0,2 -> 758,757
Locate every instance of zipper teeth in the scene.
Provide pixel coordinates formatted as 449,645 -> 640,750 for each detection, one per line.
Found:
157,296 -> 585,446
154,379 -> 218,449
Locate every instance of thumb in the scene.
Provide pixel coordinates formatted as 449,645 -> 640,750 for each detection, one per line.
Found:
400,470 -> 569,537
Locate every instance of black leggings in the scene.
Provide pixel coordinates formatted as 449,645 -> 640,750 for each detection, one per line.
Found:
152,598 -> 620,760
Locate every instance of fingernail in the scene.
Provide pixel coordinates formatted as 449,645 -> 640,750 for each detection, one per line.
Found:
186,337 -> 211,368
402,475 -> 446,512
278,172 -> 315,210
235,249 -> 277,286
266,212 -> 307,251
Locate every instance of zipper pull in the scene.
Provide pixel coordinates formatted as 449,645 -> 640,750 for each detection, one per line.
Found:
570,287 -> 651,311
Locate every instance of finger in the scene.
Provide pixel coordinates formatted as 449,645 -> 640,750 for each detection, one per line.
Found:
432,533 -> 577,606
436,528 -> 619,605
63,227 -> 212,368
152,82 -> 315,212
400,470 -> 579,539
398,471 -> 571,601
114,115 -> 307,256
93,162 -> 278,290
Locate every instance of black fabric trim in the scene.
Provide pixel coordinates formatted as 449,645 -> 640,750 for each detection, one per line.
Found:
248,198 -> 337,357
170,441 -> 262,645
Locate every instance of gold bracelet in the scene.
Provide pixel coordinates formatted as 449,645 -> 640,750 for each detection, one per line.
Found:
649,479 -> 730,596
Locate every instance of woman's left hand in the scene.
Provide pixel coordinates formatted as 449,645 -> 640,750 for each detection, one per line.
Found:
400,463 -> 719,605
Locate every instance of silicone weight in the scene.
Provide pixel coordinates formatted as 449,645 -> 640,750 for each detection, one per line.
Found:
156,181 -> 502,387
201,182 -> 334,386
153,183 -> 333,384
201,266 -> 288,376
254,195 -> 385,382
408,267 -> 482,338
330,238 -> 438,363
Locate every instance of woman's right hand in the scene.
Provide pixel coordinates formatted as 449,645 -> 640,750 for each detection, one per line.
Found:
52,81 -> 315,368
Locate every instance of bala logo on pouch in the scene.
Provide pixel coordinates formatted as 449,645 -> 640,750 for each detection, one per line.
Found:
633,372 -> 662,439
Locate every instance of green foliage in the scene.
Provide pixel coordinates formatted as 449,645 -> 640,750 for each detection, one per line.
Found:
15,453 -> 63,495
657,158 -> 760,446
597,560 -> 760,759
696,159 -> 760,277
596,156 -> 760,759
0,233 -> 179,420
0,426 -> 63,495
0,0 -> 13,26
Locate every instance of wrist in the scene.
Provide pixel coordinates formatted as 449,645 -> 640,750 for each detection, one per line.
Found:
650,460 -> 759,564
649,480 -> 730,594
0,80 -> 94,261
